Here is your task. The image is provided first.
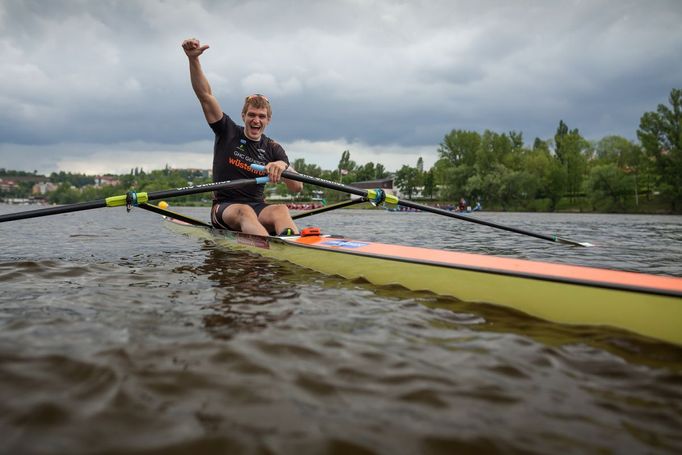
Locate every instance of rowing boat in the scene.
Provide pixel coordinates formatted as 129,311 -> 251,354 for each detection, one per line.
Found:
2,168 -> 680,345
165,217 -> 682,346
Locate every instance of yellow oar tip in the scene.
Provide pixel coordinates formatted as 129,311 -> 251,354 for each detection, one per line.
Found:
158,201 -> 169,209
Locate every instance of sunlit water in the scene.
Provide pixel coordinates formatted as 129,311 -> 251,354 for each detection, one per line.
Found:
1,204 -> 681,454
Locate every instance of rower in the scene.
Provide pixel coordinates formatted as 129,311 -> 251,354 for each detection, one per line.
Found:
182,37 -> 303,236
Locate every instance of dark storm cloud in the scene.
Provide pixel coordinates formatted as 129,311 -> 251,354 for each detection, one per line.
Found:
0,0 -> 680,173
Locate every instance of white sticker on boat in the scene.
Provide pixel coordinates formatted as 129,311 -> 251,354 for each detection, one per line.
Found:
321,240 -> 369,248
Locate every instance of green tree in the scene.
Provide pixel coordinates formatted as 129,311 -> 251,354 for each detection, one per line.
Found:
595,135 -> 646,206
355,162 -> 377,182
443,164 -> 472,200
422,169 -> 436,199
523,145 -> 552,198
49,171 -> 95,188
438,130 -> 480,166
292,158 -> 322,177
585,164 -> 634,210
546,160 -> 568,211
394,165 -> 420,199
499,169 -> 538,210
530,136 -> 567,209
464,165 -> 507,209
430,158 -> 455,199
48,183 -> 81,204
477,130 -> 512,174
637,88 -> 682,210
374,163 -> 388,179
337,150 -> 356,183
554,120 -> 589,201
505,130 -> 526,171
595,135 -> 633,166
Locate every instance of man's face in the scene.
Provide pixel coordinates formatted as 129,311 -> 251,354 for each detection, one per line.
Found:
242,106 -> 270,140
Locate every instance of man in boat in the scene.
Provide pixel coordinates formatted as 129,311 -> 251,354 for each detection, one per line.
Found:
457,198 -> 467,212
182,37 -> 303,236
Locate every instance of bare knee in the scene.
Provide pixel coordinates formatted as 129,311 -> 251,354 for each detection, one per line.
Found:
224,204 -> 258,229
259,204 -> 297,234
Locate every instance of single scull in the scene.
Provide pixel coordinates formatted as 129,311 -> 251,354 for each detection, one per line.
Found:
165,215 -> 682,346
2,169 -> 680,345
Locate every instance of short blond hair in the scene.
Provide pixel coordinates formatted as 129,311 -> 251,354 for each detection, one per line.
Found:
242,94 -> 271,118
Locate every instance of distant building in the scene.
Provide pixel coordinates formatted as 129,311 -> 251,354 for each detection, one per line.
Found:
94,175 -> 121,187
0,178 -> 18,192
32,182 -> 58,195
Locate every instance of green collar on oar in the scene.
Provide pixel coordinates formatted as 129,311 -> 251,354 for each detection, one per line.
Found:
104,191 -> 150,211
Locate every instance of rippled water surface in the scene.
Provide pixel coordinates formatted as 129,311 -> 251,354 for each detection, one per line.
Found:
1,204 -> 681,454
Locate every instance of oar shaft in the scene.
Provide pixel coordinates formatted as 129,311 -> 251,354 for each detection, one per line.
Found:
274,168 -> 587,247
145,177 -> 267,201
0,199 -> 107,222
396,199 -> 559,243
283,172 -> 368,198
137,203 -> 211,227
0,177 -> 270,224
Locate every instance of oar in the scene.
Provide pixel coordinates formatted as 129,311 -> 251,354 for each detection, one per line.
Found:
253,164 -> 591,247
137,203 -> 211,227
0,177 -> 269,223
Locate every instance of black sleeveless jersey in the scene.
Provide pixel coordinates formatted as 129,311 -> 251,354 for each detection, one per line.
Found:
209,113 -> 289,202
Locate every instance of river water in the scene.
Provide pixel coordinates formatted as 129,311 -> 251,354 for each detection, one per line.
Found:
1,204 -> 681,454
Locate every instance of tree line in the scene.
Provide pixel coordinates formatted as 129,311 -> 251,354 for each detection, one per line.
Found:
301,88 -> 680,212
2,88 -> 680,212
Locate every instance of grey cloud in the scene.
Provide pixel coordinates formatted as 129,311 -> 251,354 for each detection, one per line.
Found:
1,0 -> 681,173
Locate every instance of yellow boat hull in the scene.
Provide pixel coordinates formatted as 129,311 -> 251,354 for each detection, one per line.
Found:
167,221 -> 682,346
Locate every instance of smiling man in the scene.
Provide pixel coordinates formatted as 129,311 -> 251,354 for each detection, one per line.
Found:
182,37 -> 302,236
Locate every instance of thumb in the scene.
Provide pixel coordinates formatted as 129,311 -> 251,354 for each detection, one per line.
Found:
199,44 -> 210,52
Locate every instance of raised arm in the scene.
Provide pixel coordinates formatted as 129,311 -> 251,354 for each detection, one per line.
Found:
181,38 -> 223,124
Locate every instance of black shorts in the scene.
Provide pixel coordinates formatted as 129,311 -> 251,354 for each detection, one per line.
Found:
211,200 -> 269,230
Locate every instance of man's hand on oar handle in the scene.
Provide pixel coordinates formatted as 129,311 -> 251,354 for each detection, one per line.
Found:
264,160 -> 289,183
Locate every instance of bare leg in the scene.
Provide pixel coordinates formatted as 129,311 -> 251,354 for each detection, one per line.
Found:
222,204 -> 269,235
258,204 -> 298,235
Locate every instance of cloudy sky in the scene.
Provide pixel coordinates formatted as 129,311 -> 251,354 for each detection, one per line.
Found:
1,0 -> 681,175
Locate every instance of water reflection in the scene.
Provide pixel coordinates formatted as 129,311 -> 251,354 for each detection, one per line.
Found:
177,244 -> 300,339
2,207 -> 682,453
177,235 -> 682,366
